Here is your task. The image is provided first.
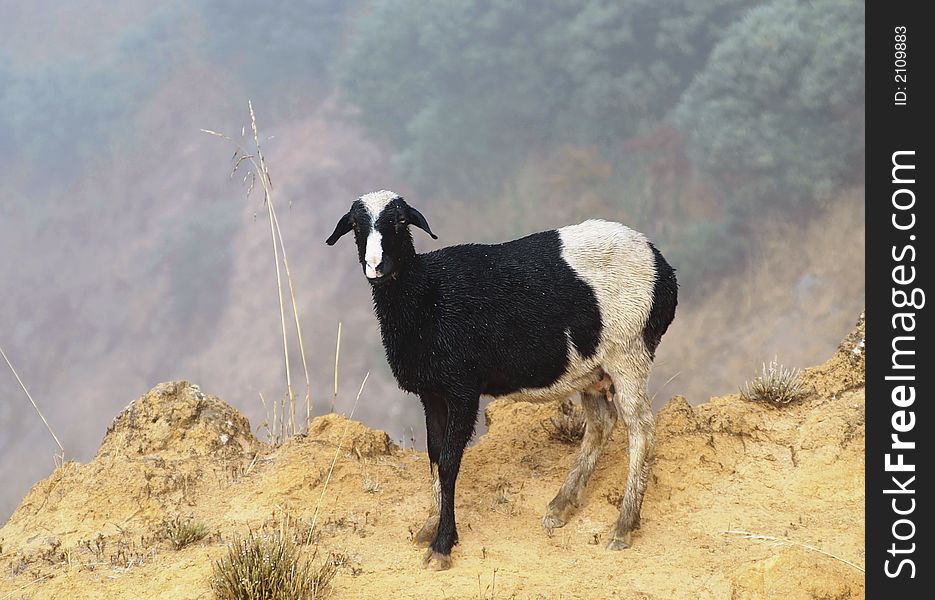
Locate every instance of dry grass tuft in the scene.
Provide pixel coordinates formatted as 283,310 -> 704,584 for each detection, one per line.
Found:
540,398 -> 586,444
740,358 -> 807,406
211,530 -> 336,600
489,476 -> 520,516
155,516 -> 209,551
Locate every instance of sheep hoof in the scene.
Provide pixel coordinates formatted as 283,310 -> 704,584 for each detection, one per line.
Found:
606,532 -> 632,551
422,549 -> 452,571
413,515 -> 439,547
541,512 -> 567,530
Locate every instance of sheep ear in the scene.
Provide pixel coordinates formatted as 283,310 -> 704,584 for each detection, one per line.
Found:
406,206 -> 438,239
326,212 -> 353,245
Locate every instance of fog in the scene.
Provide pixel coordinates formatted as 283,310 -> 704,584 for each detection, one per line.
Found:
1,0 -> 864,520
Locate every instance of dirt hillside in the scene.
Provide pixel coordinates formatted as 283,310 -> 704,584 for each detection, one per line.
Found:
0,317 -> 865,599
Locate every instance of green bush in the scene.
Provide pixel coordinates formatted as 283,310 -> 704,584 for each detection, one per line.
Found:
338,0 -> 763,193
674,0 -> 864,209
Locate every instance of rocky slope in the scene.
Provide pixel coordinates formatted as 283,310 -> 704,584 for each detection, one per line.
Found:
0,317 -> 865,599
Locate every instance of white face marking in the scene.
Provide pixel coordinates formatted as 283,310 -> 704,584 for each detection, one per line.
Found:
364,229 -> 383,278
358,190 -> 400,279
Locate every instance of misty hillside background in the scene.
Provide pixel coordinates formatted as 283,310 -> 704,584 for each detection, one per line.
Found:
1,0 -> 864,520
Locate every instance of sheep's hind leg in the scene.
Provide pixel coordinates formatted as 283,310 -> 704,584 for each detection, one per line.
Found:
542,376 -> 617,529
606,368 -> 654,550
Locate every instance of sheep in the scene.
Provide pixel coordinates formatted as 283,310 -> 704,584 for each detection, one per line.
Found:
326,190 -> 677,570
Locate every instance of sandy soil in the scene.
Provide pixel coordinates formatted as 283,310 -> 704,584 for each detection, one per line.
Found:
0,317 -> 865,599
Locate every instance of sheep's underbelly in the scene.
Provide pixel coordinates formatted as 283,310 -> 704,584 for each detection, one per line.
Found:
488,358 -> 605,404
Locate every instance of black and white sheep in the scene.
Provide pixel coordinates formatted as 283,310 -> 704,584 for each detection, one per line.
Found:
326,190 -> 677,570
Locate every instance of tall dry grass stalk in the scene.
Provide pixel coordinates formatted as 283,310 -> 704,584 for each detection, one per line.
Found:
0,573 -> 53,600
202,101 -> 312,440
723,529 -> 864,573
269,205 -> 312,432
258,392 -> 279,446
1,343 -> 65,461
332,322 -> 342,413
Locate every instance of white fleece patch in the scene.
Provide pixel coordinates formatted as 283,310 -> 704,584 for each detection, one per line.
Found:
558,219 -> 656,353
496,219 -> 658,404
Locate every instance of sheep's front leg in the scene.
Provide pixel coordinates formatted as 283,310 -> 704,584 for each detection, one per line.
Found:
423,392 -> 478,571
414,395 -> 447,547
